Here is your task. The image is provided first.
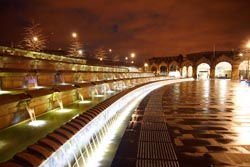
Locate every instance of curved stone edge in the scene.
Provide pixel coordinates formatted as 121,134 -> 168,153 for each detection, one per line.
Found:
0,79 -> 145,167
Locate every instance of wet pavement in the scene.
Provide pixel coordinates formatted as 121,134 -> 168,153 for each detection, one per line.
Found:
112,79 -> 250,167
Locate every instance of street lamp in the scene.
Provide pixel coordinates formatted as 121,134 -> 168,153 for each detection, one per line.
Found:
130,53 -> 136,65
33,36 -> 38,42
130,53 -> 135,58
78,50 -> 83,55
72,32 -> 77,38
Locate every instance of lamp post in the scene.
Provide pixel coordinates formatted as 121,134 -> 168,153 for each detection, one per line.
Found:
70,32 -> 82,57
130,52 -> 135,65
125,57 -> 128,65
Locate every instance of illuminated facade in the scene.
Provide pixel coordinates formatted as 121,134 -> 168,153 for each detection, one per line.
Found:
146,51 -> 250,80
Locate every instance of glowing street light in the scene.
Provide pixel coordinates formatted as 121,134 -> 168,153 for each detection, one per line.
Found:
109,49 -> 112,52
33,36 -> 38,42
72,32 -> 77,38
78,50 -> 83,55
130,53 -> 135,58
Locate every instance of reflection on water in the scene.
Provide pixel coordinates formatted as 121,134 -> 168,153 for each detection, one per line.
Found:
56,109 -> 73,113
28,120 -> 46,127
79,100 -> 91,104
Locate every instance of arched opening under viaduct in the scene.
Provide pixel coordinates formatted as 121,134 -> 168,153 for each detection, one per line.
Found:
160,66 -> 167,75
239,60 -> 250,79
215,62 -> 232,79
197,63 -> 210,79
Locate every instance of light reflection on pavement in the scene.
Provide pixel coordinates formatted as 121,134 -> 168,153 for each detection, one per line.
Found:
156,79 -> 250,167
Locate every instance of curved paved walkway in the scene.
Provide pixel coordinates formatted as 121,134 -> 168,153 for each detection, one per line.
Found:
112,79 -> 250,167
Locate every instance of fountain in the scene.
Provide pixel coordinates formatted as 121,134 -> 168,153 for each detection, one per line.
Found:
78,92 -> 84,101
0,77 -> 194,166
25,103 -> 36,122
113,74 -> 117,79
89,86 -> 104,98
52,93 -> 64,110
91,74 -> 99,81
102,83 -> 114,94
17,79 -> 169,167
77,90 -> 91,104
57,98 -> 64,110
94,87 -> 99,96
24,102 -> 46,127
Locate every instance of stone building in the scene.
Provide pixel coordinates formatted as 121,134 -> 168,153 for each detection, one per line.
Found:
146,50 -> 250,80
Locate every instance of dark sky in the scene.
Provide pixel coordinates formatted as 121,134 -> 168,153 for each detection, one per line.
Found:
0,0 -> 250,61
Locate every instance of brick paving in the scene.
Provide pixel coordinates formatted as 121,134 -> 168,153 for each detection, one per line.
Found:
112,79 -> 250,167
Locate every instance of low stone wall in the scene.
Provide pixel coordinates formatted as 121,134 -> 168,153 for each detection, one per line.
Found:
0,77 -> 167,130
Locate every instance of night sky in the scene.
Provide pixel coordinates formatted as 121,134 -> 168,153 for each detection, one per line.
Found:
0,0 -> 250,62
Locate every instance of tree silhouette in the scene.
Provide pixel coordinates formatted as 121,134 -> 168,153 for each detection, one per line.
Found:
113,53 -> 120,62
20,22 -> 46,51
94,47 -> 107,60
68,36 -> 84,57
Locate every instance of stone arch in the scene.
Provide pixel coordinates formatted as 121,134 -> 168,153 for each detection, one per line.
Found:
239,60 -> 250,79
159,61 -> 168,75
187,66 -> 193,77
169,61 -> 179,71
159,61 -> 168,68
150,63 -> 158,73
182,66 -> 187,77
197,63 -> 210,79
196,57 -> 211,67
146,51 -> 241,79
160,66 -> 167,75
181,60 -> 193,68
181,60 -> 193,77
215,62 -> 232,78
215,54 -> 233,65
151,66 -> 157,73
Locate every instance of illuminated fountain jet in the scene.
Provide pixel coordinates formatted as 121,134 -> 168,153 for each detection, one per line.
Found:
77,90 -> 91,104
25,104 -> 36,122
25,102 -> 45,126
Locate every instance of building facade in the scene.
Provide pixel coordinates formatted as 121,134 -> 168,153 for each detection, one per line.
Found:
146,51 -> 249,80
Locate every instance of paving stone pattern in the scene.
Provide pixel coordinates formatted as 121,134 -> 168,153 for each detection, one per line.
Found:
112,80 -> 250,167
162,80 -> 250,167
